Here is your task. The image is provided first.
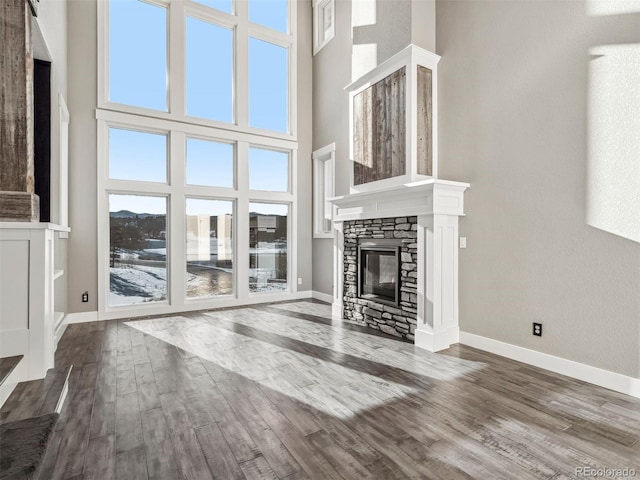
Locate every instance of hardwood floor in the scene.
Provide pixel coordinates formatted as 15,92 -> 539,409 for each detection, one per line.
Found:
2,300 -> 639,479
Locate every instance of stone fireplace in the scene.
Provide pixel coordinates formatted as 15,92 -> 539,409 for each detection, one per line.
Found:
343,219 -> 418,340
329,44 -> 470,352
331,181 -> 469,352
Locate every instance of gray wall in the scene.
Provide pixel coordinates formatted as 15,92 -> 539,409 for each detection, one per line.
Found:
436,0 -> 640,378
312,0 -> 352,296
297,0 -> 314,292
67,0 -> 98,314
66,0 -> 313,313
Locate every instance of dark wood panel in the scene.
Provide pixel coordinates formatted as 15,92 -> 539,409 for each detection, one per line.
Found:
354,67 -> 406,185
0,0 -> 33,193
3,302 -> 639,480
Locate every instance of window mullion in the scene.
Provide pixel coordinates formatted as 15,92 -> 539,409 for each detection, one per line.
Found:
169,0 -> 185,116
236,2 -> 249,129
236,141 -> 250,301
170,131 -> 187,309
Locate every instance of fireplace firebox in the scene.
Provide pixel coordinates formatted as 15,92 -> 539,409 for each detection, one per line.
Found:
358,239 -> 402,306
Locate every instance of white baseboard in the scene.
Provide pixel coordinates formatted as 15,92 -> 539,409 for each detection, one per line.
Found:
311,291 -> 333,303
66,293 -> 331,325
66,311 -> 99,324
460,332 -> 640,399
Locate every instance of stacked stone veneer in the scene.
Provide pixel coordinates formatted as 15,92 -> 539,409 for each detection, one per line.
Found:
343,217 -> 418,340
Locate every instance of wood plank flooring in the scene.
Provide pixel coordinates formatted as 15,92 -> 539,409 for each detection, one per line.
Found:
2,300 -> 639,479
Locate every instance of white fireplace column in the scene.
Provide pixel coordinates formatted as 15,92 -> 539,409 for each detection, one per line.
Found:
330,180 -> 469,352
415,208 -> 463,351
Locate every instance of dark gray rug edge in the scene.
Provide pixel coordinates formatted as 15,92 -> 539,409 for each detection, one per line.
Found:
0,413 -> 59,480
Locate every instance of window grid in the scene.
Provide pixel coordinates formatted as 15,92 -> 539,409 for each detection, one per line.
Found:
100,0 -> 296,140
97,0 -> 297,317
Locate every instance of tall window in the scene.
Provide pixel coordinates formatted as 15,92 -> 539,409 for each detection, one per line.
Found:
109,0 -> 167,111
99,0 -> 297,314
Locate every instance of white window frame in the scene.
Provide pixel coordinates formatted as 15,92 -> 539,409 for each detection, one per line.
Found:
97,0 -> 298,141
312,0 -> 335,55
95,0 -> 298,319
55,94 -> 70,237
313,143 -> 335,238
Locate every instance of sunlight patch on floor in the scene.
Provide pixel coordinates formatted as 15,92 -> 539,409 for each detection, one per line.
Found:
124,305 -> 486,419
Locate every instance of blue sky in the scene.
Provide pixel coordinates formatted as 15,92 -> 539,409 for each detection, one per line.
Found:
108,0 -> 289,216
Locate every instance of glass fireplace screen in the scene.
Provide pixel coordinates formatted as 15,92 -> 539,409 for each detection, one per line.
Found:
358,244 -> 400,306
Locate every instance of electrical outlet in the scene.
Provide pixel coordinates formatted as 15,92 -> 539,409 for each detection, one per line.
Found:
82,291 -> 89,303
533,322 -> 542,337
459,237 -> 467,248
297,278 -> 303,285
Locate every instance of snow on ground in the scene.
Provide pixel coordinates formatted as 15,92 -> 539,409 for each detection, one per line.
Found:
143,248 -> 167,256
111,244 -> 288,304
109,292 -> 147,306
110,265 -> 167,305
249,282 -> 288,293
110,264 -> 211,306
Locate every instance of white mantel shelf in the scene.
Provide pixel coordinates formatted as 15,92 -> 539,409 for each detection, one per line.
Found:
330,179 -> 470,223
329,178 -> 470,353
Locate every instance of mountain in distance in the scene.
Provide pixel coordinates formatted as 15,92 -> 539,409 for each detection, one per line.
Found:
111,210 -> 283,218
110,210 -> 163,218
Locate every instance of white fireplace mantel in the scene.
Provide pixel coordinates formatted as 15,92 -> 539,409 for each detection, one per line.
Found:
329,179 -> 470,352
331,179 -> 469,222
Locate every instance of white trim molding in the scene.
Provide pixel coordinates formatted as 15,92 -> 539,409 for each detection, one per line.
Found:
62,291 -> 331,326
460,332 -> 640,399
312,0 -> 335,55
312,290 -> 333,304
66,311 -> 100,324
312,143 -> 335,238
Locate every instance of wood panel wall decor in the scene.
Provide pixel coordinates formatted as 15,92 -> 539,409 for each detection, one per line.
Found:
0,0 -> 39,221
416,65 -> 433,177
349,45 -> 439,191
353,67 -> 406,185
